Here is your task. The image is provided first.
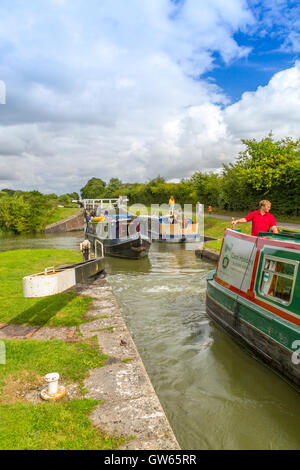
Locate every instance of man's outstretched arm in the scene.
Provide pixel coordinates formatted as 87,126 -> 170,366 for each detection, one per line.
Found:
232,218 -> 247,225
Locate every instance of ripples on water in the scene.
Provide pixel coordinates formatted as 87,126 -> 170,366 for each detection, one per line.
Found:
1,233 -> 300,449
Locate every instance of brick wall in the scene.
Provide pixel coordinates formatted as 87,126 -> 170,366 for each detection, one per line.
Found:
45,209 -> 84,233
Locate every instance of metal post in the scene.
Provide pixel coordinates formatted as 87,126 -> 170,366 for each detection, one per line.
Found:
80,240 -> 91,261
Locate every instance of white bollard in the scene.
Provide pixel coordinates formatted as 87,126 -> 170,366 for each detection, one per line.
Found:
45,372 -> 59,395
40,372 -> 66,401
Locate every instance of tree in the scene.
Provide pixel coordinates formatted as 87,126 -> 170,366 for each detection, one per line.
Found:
1,188 -> 15,196
68,192 -> 79,200
221,133 -> 300,213
80,178 -> 106,199
105,178 -> 123,197
236,133 -> 300,191
0,191 -> 58,233
147,176 -> 166,186
58,194 -> 72,205
190,171 -> 221,206
0,195 -> 34,233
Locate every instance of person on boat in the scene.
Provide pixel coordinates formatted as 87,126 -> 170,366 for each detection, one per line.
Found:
169,195 -> 175,215
85,211 -> 92,223
84,211 -> 93,236
232,200 -> 278,236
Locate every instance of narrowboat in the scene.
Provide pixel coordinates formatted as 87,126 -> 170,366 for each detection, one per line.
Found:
86,211 -> 151,259
148,214 -> 200,243
206,228 -> 300,390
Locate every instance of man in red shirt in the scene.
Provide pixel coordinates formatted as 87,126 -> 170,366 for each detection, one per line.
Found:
232,200 -> 278,236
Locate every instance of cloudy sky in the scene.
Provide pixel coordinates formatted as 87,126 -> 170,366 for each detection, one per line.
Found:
1,0 -> 300,194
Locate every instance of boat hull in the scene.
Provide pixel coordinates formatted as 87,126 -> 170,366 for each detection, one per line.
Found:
206,289 -> 300,390
87,232 -> 151,259
147,217 -> 200,244
103,237 -> 151,259
149,231 -> 186,243
149,229 -> 200,243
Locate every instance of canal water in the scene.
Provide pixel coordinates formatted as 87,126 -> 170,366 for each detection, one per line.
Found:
1,231 -> 300,450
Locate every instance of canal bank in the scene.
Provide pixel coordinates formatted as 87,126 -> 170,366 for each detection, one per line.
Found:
195,247 -> 219,263
45,209 -> 84,233
74,276 -> 180,450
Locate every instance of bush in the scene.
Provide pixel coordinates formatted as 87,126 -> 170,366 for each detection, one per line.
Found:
0,192 -> 56,234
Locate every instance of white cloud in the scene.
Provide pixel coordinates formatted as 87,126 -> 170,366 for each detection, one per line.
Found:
0,1 -> 299,194
224,61 -> 300,138
157,61 -> 300,178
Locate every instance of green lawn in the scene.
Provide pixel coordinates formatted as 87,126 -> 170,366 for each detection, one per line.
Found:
0,249 -> 92,326
0,339 -> 127,450
45,207 -> 79,226
0,339 -> 108,394
0,400 -> 127,450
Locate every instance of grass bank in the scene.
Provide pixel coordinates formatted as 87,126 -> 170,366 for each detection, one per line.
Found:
204,216 -> 252,253
0,338 -> 108,396
0,399 -> 126,450
0,339 -> 127,449
0,249 -> 92,326
0,249 -> 130,450
45,207 -> 79,226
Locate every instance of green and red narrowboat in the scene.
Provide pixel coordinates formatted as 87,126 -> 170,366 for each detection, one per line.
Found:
206,228 -> 300,390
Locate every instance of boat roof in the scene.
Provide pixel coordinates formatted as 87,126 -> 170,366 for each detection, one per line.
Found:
111,214 -> 131,219
258,230 -> 300,243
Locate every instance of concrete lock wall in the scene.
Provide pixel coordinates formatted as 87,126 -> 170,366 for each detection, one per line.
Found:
45,209 -> 84,234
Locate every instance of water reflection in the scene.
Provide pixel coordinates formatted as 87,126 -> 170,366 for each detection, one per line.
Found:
0,231 -> 83,252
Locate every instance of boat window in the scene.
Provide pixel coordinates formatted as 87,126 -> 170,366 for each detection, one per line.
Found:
259,258 -> 296,305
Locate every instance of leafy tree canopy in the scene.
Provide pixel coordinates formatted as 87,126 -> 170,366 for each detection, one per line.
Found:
1,188 -> 15,196
147,175 -> 166,186
80,178 -> 106,199
233,133 -> 300,191
105,178 -> 123,197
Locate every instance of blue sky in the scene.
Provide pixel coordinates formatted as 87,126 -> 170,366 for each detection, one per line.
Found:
0,0 -> 300,194
206,1 -> 300,102
204,38 -> 297,102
